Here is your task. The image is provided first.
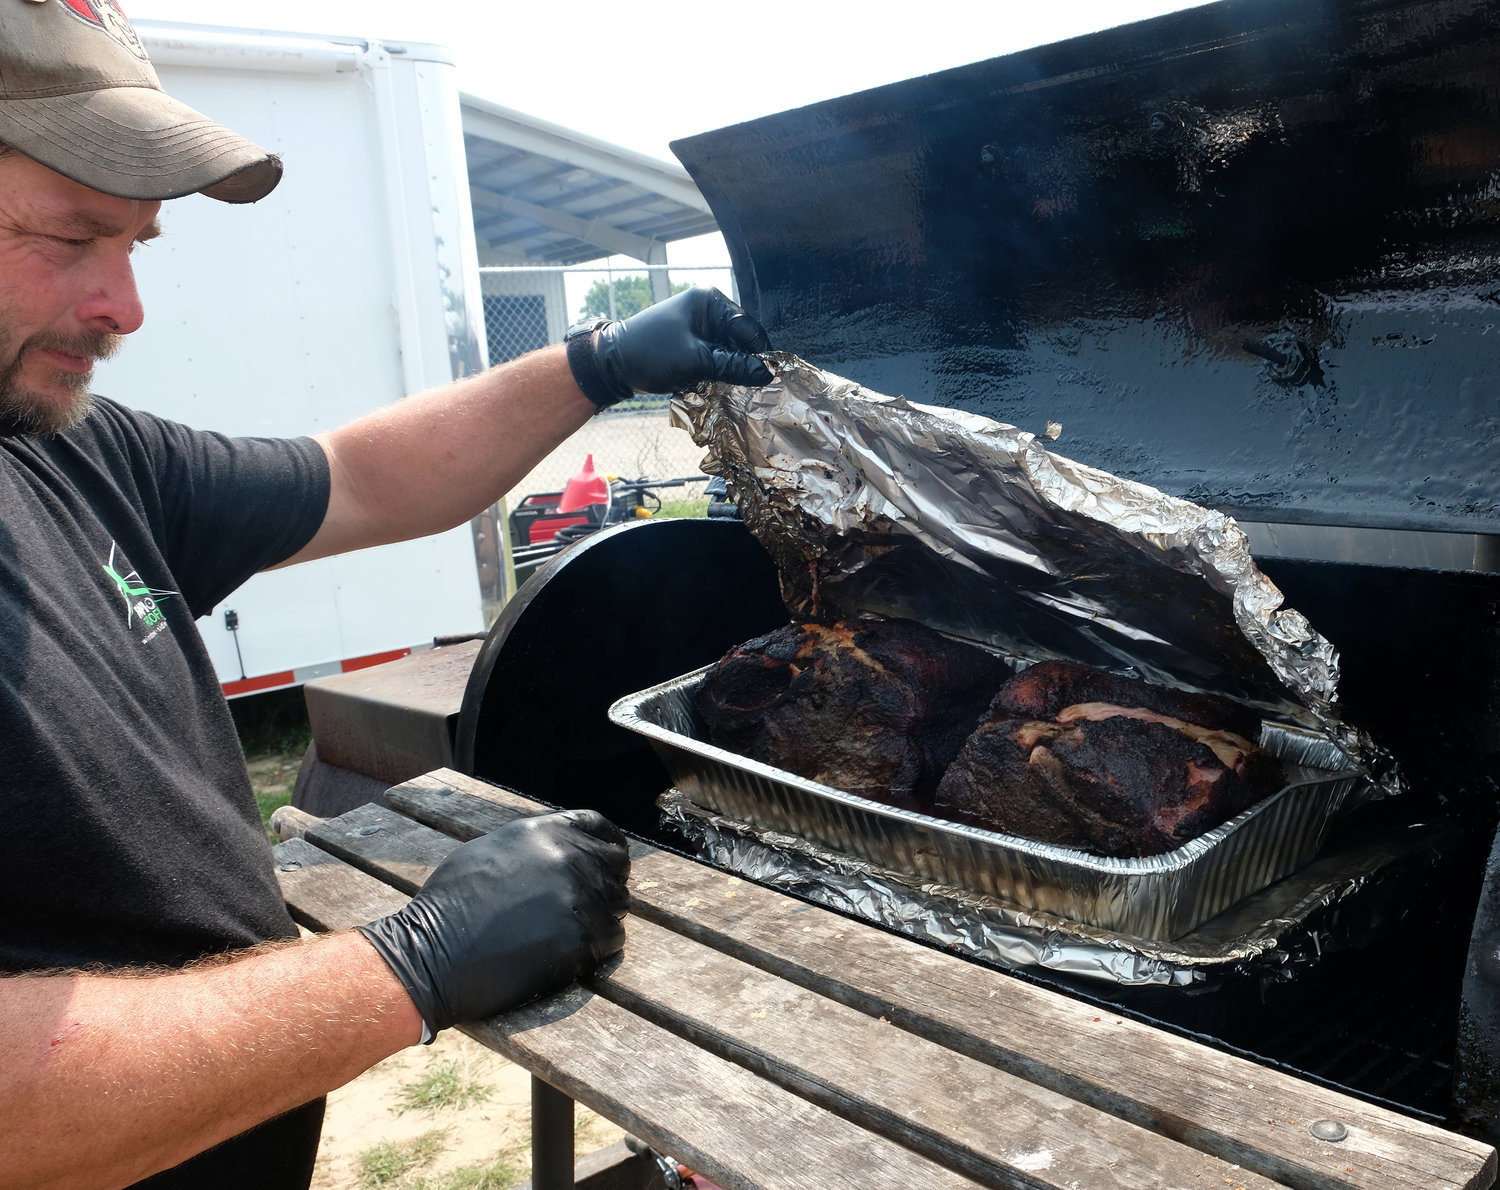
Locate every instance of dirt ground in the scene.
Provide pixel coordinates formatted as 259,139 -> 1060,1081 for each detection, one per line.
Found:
248,754 -> 626,1190
311,1028 -> 624,1190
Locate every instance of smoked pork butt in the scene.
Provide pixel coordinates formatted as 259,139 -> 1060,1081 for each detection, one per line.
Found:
695,618 -> 1010,808
935,660 -> 1285,857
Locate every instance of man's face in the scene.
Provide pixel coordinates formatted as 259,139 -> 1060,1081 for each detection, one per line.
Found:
0,152 -> 160,435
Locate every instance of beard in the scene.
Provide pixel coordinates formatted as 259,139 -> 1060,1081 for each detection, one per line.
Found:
0,327 -> 123,437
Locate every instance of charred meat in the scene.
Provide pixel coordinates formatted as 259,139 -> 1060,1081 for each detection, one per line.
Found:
992,659 -> 1263,742
935,660 -> 1284,857
695,618 -> 1011,808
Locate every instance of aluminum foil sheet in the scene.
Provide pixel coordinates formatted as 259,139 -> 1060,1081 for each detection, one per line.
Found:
670,353 -> 1400,795
660,790 -> 1443,987
610,668 -> 1372,941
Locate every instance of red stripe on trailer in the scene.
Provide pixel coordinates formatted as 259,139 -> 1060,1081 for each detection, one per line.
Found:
221,648 -> 414,696
222,669 -> 296,697
340,648 -> 412,673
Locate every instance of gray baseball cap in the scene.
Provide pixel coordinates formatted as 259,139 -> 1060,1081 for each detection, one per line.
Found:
0,0 -> 281,203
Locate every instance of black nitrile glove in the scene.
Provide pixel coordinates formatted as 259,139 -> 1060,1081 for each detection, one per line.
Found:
566,286 -> 773,408
357,810 -> 630,1042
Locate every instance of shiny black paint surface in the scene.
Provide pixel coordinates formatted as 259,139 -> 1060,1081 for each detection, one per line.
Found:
674,0 -> 1500,534
455,518 -> 787,836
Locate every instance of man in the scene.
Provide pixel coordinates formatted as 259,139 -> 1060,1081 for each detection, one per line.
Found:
0,3 -> 774,1188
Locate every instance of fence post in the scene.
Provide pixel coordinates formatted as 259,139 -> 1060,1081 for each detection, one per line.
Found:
646,241 -> 671,304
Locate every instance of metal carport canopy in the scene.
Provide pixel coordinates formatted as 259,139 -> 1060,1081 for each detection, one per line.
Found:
461,94 -> 719,271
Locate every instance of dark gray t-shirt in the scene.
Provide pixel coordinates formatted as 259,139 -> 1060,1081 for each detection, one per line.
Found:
0,397 -> 330,971
0,397 -> 332,1188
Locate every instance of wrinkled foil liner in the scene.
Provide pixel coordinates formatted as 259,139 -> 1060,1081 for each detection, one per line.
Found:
659,789 -> 1424,987
660,788 -> 1204,987
609,669 -> 1374,942
670,354 -> 1400,795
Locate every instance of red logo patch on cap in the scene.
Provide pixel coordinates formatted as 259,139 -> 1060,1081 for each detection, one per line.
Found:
58,0 -> 148,61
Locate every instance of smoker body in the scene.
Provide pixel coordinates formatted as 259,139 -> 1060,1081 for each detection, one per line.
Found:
659,0 -> 1500,1123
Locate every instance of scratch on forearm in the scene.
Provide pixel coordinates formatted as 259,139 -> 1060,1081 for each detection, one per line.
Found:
40,1019 -> 85,1064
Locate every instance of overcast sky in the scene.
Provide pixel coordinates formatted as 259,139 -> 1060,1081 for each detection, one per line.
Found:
129,1 -> 1209,163
127,1 -> 1211,282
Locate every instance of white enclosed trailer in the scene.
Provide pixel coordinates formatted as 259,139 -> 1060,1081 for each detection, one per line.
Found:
96,22 -> 490,695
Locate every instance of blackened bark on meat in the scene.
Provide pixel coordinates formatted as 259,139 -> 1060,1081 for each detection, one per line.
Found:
696,618 -> 1011,808
934,717 -> 1104,851
996,659 -> 1263,742
936,665 -> 1286,858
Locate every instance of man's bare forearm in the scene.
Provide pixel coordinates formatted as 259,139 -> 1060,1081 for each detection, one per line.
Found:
0,931 -> 422,1190
289,343 -> 595,564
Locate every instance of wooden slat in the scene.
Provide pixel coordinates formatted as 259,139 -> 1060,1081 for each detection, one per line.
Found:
628,852 -> 1493,1190
387,774 -> 522,840
277,838 -> 992,1190
269,804 -> 323,842
294,803 -> 1293,1189
304,802 -> 460,893
272,836 -> 410,929
467,991 -> 996,1190
384,770 -> 552,835
385,771 -> 659,865
599,914 -> 1292,1190
385,770 -> 1498,1190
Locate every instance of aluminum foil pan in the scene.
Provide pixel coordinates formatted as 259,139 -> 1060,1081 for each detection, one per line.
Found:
670,353 -> 1400,795
610,667 -> 1372,941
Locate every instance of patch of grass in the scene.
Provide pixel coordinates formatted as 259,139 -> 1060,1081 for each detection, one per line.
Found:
356,1130 -> 448,1188
255,788 -> 293,840
394,1061 -> 494,1116
414,1157 -> 521,1190
654,497 -> 711,519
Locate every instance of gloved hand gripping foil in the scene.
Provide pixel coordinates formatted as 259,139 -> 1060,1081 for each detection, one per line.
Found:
670,352 -> 1398,796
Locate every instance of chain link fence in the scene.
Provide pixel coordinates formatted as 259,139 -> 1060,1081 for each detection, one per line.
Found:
474,263 -> 735,618
480,263 -> 734,506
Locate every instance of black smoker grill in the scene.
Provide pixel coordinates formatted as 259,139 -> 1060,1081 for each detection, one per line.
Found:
296,0 -> 1500,1142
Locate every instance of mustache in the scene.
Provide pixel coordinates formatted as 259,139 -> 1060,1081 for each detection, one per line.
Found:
0,327 -> 125,436
23,328 -> 124,366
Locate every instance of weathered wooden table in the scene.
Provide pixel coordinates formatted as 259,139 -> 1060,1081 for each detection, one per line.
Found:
275,768 -> 1498,1190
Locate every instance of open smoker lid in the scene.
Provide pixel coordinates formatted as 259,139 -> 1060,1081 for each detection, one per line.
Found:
671,0 -> 1500,541
665,0 -> 1500,792
672,354 -> 1398,791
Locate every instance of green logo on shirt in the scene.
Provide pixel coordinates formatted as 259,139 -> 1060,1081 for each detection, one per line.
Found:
102,542 -> 178,630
